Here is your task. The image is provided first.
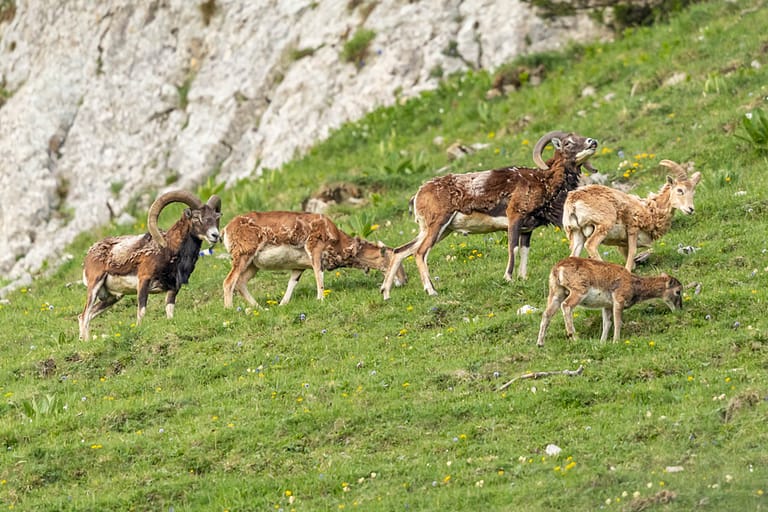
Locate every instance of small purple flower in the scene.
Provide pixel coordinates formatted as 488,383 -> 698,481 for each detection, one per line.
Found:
299,313 -> 307,322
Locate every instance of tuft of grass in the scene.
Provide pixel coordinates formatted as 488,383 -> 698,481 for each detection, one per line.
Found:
0,0 -> 16,23
198,0 -> 216,26
341,28 -> 376,68
736,107 -> 768,152
176,73 -> 195,110
289,46 -> 317,61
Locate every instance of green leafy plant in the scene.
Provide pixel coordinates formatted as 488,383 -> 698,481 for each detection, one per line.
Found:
110,180 -> 125,196
0,86 -> 10,108
177,73 -> 196,110
197,175 -> 225,199
290,47 -> 317,61
19,394 -> 60,420
476,101 -> 494,129
736,108 -> 768,152
381,157 -> 426,176
346,211 -> 377,238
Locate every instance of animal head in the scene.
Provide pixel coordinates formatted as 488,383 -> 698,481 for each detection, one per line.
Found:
189,197 -> 223,244
147,190 -> 222,247
355,239 -> 407,283
661,274 -> 684,311
660,160 -> 702,215
532,131 -> 599,170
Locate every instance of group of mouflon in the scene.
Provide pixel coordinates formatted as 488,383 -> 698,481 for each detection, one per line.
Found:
78,131 -> 701,344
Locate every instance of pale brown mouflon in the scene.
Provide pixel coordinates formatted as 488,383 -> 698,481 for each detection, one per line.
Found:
563,159 -> 701,271
221,211 -> 406,308
536,257 -> 683,346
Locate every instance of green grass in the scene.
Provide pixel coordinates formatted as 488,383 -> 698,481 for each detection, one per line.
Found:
2,0 -> 768,510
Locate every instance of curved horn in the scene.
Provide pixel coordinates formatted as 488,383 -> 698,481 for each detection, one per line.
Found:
147,190 -> 203,247
532,130 -> 568,170
207,194 -> 222,213
659,159 -> 687,179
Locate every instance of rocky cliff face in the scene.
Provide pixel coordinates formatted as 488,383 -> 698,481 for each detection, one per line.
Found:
0,0 -> 607,294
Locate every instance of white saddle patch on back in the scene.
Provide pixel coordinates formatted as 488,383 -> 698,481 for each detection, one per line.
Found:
112,235 -> 148,265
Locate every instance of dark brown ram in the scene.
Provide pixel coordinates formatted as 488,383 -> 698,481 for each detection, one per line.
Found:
380,131 -> 598,299
78,190 -> 221,340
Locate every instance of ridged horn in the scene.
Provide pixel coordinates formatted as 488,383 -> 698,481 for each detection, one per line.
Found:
147,190 -> 203,247
532,130 -> 568,170
207,194 -> 222,213
659,159 -> 687,180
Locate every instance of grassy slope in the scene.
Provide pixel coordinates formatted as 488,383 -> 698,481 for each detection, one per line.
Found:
2,1 -> 768,510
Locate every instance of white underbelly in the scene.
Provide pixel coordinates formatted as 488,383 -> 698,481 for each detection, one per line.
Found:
577,288 -> 614,308
600,225 -> 653,247
104,274 -> 165,295
251,245 -> 312,270
450,212 -> 508,234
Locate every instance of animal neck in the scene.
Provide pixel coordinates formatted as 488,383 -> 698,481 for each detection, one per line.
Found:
165,221 -> 200,252
642,185 -> 674,238
543,156 -> 567,185
350,238 -> 387,272
628,274 -> 667,307
525,158 -> 581,228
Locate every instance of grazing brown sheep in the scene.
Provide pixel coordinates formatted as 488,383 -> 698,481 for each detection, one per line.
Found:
536,257 -> 683,346
222,211 -> 405,307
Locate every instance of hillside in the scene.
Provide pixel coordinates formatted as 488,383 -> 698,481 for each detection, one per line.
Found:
1,0 -> 767,510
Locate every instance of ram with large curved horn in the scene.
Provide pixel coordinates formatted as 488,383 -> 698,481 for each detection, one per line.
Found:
380,131 -> 598,299
78,189 -> 222,340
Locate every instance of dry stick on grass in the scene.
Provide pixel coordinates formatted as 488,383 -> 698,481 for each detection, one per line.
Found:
497,365 -> 584,391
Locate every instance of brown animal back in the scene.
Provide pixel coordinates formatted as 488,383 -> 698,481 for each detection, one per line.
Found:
416,167 -> 536,216
567,186 -> 645,224
555,256 -> 630,290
